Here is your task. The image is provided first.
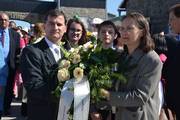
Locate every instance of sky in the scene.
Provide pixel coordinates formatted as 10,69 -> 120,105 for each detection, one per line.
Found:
106,0 -> 123,16
13,0 -> 123,29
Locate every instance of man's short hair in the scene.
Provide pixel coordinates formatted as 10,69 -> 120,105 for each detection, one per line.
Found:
0,12 -> 9,20
98,20 -> 117,33
169,3 -> 180,17
44,9 -> 67,24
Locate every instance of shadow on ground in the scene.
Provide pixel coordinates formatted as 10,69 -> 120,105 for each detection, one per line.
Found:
2,100 -> 27,120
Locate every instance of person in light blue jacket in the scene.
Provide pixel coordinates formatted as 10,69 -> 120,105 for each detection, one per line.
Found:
0,12 -> 20,118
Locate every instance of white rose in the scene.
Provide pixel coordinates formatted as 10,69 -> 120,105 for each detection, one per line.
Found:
60,60 -> 71,68
70,48 -> 80,54
78,45 -> 83,49
73,67 -> 84,81
57,68 -> 70,82
74,48 -> 80,54
79,63 -> 86,69
69,48 -> 75,52
72,54 -> 81,64
83,41 -> 93,51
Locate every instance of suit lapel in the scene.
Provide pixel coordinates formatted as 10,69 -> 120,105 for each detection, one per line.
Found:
8,29 -> 15,60
38,38 -> 66,65
45,48 -> 56,65
38,38 -> 56,65
60,48 -> 64,59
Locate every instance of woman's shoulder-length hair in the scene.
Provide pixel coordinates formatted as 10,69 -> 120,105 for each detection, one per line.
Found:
122,12 -> 155,53
66,18 -> 87,45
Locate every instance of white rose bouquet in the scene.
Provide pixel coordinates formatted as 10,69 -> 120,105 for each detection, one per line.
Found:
52,37 -> 135,103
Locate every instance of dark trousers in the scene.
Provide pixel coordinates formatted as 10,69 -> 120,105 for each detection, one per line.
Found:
98,110 -> 111,120
3,78 -> 14,114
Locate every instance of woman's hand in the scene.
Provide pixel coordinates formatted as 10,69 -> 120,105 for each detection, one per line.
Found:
90,112 -> 102,120
100,88 -> 110,100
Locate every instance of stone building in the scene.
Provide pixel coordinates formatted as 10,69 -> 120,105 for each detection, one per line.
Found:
0,0 -> 106,27
118,0 -> 180,34
60,0 -> 106,19
0,0 -> 56,23
59,0 -> 106,30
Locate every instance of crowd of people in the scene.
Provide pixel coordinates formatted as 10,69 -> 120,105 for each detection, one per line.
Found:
0,3 -> 180,120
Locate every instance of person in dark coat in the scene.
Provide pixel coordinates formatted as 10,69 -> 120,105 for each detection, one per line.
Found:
163,3 -> 180,119
0,12 -> 20,118
20,9 -> 67,120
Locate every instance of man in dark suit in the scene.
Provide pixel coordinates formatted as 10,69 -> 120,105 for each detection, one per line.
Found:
20,9 -> 67,120
163,3 -> 180,119
0,12 -> 20,118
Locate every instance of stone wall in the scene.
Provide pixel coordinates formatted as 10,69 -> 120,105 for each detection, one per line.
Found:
1,11 -> 42,23
60,0 -> 105,8
60,7 -> 106,20
0,0 -> 106,25
125,0 -> 180,34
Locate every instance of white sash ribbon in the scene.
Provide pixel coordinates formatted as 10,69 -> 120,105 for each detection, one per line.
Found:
57,76 -> 90,120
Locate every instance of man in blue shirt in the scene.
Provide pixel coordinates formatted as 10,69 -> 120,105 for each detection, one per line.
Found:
0,12 -> 20,118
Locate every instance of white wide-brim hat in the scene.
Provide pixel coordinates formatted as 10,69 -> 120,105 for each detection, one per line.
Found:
21,27 -> 29,34
92,18 -> 103,25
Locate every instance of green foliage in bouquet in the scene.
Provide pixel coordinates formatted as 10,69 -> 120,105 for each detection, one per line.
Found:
85,41 -> 136,103
52,36 -> 135,103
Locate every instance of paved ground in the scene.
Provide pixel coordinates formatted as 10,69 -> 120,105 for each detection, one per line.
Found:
1,100 -> 26,120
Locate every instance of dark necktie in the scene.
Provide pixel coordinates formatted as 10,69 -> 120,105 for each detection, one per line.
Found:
1,31 -> 4,47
